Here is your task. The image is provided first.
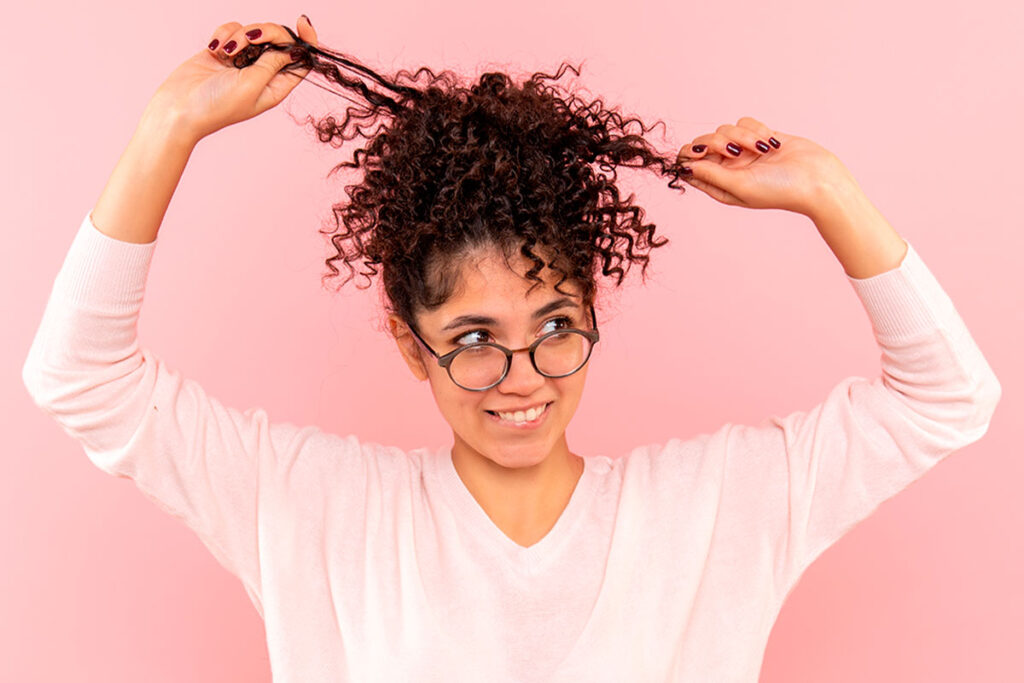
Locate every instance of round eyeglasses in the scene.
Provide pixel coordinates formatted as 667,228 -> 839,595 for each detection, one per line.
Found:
405,304 -> 600,391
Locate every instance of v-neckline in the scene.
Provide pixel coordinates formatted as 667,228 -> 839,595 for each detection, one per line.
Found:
433,444 -> 597,571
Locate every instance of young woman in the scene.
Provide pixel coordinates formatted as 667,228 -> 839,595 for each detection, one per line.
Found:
23,16 -> 1001,682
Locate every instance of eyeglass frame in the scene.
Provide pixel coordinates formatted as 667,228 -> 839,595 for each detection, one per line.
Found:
403,303 -> 600,391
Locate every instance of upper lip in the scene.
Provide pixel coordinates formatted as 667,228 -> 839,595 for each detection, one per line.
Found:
487,401 -> 551,413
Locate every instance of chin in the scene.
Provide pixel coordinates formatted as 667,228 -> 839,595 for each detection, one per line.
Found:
461,429 -> 558,470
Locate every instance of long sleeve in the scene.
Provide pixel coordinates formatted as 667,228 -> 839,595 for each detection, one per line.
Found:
725,240 -> 1002,602
21,210 -> 309,616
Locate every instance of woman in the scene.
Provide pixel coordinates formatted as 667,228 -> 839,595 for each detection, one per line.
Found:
22,16 -> 1001,682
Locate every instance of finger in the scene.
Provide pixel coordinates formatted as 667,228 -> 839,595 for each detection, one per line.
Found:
219,20 -> 296,59
248,19 -> 319,111
231,19 -> 314,87
736,116 -> 784,150
207,21 -> 243,55
682,173 -> 745,207
676,134 -> 717,164
686,158 -> 756,206
715,123 -> 778,156
297,14 -> 318,49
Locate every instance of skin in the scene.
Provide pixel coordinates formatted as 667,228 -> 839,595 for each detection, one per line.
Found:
387,249 -> 589,548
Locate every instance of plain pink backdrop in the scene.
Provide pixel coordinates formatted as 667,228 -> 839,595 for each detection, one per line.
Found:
4,0 -> 1021,681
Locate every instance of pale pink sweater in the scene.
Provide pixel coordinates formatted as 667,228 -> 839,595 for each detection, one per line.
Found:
23,210 -> 1001,682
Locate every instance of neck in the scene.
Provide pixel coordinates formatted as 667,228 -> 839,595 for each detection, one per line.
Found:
449,432 -> 584,546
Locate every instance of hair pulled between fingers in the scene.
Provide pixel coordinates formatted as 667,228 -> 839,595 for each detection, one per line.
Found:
234,26 -> 693,328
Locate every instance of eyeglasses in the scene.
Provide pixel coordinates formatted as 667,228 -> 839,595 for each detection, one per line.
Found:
405,303 -> 600,391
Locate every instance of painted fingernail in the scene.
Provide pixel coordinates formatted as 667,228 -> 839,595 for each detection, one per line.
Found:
769,137 -> 781,148
246,29 -> 262,40
679,165 -> 692,175
302,14 -> 313,28
223,40 -> 237,54
755,140 -> 770,153
692,144 -> 706,153
208,39 -> 219,51
726,142 -> 742,156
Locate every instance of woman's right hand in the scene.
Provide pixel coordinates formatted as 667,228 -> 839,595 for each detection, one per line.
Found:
146,17 -> 319,144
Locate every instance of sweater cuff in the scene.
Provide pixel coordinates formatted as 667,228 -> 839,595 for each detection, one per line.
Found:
52,209 -> 159,314
845,240 -> 958,342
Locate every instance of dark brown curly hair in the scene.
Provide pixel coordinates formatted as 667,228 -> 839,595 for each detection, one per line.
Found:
232,28 -> 693,329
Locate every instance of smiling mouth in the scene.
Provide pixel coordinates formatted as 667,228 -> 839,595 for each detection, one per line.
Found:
485,402 -> 552,426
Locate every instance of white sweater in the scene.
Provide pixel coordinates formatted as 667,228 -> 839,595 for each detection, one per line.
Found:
22,210 -> 1002,681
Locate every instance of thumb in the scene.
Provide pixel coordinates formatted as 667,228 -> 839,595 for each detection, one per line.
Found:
686,159 -> 736,191
245,43 -> 305,87
683,159 -> 746,207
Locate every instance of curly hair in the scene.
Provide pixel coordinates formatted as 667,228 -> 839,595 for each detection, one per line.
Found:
232,28 -> 693,328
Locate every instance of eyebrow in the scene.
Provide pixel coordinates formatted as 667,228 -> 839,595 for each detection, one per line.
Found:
440,296 -> 581,332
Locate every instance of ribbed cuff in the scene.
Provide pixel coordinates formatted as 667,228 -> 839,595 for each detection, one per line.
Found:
846,240 -> 958,341
52,209 -> 159,314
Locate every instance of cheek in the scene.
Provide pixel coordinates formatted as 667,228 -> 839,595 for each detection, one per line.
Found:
425,373 -> 480,423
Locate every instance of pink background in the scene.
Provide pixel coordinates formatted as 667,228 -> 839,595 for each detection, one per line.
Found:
4,0 -> 1021,680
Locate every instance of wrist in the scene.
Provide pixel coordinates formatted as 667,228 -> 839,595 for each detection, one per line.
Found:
139,97 -> 203,150
803,155 -> 862,223
806,173 -> 908,279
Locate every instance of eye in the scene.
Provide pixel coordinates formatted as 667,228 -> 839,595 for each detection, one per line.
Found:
540,315 -> 574,335
451,315 -> 576,347
453,329 -> 491,346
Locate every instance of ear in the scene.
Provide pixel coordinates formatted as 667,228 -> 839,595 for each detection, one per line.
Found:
387,314 -> 429,382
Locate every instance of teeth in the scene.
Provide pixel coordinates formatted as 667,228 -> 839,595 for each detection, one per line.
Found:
496,403 -> 546,423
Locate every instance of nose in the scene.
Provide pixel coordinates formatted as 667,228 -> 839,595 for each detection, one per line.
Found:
497,347 -> 546,394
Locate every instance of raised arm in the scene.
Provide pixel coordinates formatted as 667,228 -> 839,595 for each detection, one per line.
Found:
22,18 -> 322,613
92,17 -> 318,245
673,116 -> 1002,597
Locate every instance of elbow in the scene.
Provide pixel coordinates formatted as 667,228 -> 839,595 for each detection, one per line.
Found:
22,358 -> 47,407
961,369 -> 1002,441
977,370 -> 1002,423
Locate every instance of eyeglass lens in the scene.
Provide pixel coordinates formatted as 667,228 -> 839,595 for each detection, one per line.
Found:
448,331 -> 592,389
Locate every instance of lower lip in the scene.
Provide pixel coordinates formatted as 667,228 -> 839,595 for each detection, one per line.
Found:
486,402 -> 552,430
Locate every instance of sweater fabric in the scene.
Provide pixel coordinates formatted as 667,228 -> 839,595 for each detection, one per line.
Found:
22,210 -> 1002,682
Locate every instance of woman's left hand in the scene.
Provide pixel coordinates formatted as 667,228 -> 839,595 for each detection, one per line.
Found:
676,116 -> 853,217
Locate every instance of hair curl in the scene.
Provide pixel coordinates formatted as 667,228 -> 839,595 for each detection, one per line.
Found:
232,28 -> 693,328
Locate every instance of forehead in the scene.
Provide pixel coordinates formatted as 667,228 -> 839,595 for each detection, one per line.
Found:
425,246 -> 584,321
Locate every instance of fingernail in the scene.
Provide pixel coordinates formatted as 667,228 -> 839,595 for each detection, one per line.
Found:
223,40 -> 237,54
692,144 -> 706,153
302,14 -> 313,28
679,165 -> 693,175
246,29 -> 262,40
769,137 -> 781,148
755,140 -> 770,153
726,142 -> 742,156
208,39 -> 219,51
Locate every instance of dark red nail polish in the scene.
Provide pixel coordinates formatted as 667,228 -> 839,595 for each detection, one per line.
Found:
246,29 -> 262,40
208,39 -> 219,50
727,142 -> 742,156
769,137 -> 781,148
223,40 -> 237,53
692,144 -> 706,153
755,140 -> 770,153
302,14 -> 313,28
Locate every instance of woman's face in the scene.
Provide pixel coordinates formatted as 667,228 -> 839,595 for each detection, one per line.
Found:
389,248 -> 593,470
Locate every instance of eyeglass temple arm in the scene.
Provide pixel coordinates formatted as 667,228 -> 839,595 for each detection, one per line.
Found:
404,321 -> 441,358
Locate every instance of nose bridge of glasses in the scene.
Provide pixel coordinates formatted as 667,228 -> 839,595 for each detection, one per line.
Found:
502,342 -> 545,384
